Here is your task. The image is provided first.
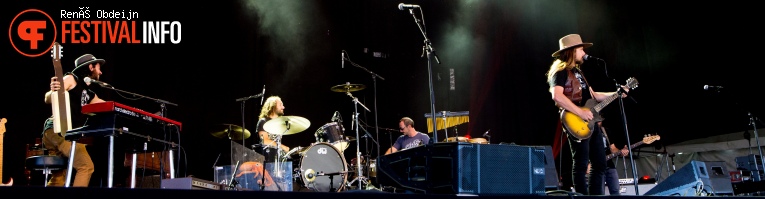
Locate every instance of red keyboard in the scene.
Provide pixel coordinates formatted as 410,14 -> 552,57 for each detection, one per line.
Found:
82,101 -> 182,130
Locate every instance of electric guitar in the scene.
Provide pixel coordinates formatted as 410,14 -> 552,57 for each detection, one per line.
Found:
606,134 -> 660,161
50,42 -> 72,135
1,118 -> 12,186
560,77 -> 639,140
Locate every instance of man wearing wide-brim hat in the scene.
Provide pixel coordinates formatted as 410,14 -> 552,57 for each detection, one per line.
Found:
543,34 -> 628,195
41,53 -> 108,187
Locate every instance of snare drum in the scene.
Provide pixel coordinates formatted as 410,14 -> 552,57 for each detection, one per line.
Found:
315,122 -> 349,151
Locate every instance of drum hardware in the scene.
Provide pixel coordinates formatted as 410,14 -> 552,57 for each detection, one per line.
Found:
262,115 -> 311,190
338,84 -> 376,190
338,51 -> 387,186
227,160 -> 241,190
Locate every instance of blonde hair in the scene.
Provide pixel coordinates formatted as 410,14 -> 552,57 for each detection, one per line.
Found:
545,49 -> 579,88
258,96 -> 281,119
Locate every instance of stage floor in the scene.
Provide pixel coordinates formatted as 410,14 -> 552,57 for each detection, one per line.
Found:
1,186 -> 762,199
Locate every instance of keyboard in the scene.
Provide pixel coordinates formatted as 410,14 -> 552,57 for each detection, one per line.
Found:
65,101 -> 181,150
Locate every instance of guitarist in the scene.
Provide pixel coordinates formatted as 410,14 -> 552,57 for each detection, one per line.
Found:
599,122 -> 629,195
545,34 -> 629,195
42,54 -> 107,187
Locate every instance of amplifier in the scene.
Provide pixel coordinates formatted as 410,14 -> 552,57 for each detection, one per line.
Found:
161,177 -> 223,190
377,142 -> 546,195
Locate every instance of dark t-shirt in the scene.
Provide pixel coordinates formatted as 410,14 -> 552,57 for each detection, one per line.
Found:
255,117 -> 279,145
551,68 -> 592,107
43,73 -> 99,132
393,132 -> 430,151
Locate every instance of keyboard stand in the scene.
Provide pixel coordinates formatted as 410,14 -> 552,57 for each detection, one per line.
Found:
64,127 -> 177,188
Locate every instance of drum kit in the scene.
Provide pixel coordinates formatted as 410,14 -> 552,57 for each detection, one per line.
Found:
212,82 -> 378,192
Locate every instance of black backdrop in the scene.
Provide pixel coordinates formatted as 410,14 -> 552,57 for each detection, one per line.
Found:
2,0 -> 764,186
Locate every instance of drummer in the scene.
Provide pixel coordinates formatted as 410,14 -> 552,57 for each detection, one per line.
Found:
384,117 -> 430,155
256,96 -> 291,153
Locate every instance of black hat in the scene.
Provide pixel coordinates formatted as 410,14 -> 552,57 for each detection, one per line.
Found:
71,54 -> 106,74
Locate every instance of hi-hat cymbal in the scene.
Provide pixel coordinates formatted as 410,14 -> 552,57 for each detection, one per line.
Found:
263,116 -> 311,135
331,83 -> 366,92
211,124 -> 251,140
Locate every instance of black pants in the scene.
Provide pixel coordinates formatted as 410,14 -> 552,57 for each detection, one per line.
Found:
567,125 -> 606,195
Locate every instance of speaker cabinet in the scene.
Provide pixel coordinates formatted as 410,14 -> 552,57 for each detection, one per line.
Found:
644,161 -> 711,196
377,142 -> 546,195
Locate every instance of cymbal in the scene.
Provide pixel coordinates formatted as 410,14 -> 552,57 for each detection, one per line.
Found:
263,116 -> 311,135
211,124 -> 251,140
330,83 -> 366,92
469,138 -> 488,144
443,136 -> 469,142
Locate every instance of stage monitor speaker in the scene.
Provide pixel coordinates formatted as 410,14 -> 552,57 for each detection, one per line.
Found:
161,177 -> 223,190
527,145 -> 559,190
619,183 -> 657,195
644,160 -> 711,196
377,142 -> 546,195
703,161 -> 734,195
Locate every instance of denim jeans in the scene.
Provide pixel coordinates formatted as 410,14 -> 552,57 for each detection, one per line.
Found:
567,125 -> 606,195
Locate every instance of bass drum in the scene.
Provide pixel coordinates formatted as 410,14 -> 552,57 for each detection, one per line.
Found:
296,142 -> 348,192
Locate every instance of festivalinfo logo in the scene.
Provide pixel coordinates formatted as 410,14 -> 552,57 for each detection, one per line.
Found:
9,7 -> 182,57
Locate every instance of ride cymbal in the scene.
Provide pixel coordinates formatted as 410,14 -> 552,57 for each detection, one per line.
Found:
263,116 -> 311,135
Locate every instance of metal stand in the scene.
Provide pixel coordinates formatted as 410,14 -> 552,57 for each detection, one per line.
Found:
345,90 -> 371,190
235,88 -> 266,190
747,112 -> 765,181
405,6 -> 441,143
615,82 -> 639,194
63,84 -> 179,188
342,53 -> 385,185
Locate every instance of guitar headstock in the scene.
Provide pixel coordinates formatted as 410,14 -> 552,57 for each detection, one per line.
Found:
0,118 -> 6,136
51,42 -> 63,61
625,77 -> 639,90
642,134 -> 660,144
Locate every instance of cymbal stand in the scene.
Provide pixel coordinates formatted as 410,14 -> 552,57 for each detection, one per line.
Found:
346,90 -> 370,190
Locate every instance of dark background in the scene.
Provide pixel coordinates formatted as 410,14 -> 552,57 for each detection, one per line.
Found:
2,0 -> 763,186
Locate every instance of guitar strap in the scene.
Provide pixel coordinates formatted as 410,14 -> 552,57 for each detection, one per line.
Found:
573,66 -> 596,100
600,124 -> 611,147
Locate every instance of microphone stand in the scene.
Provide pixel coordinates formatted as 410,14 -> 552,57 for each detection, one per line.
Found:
711,87 -> 765,181
406,7 -> 441,143
598,59 -> 639,194
235,89 -> 266,180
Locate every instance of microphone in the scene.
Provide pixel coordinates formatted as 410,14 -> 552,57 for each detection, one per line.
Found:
260,85 -> 266,105
83,77 -> 112,87
483,129 -> 491,137
332,111 -> 340,122
341,52 -> 345,69
398,3 -> 420,10
703,85 -> 723,90
583,54 -> 601,61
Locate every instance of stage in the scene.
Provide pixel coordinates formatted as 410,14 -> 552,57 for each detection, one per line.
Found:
1,186 -> 762,199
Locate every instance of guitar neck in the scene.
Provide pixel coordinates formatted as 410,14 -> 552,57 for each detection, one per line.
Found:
606,141 -> 644,161
593,92 -> 619,113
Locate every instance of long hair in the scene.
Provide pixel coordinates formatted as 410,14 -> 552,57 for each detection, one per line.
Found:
545,48 -> 579,87
258,96 -> 281,119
